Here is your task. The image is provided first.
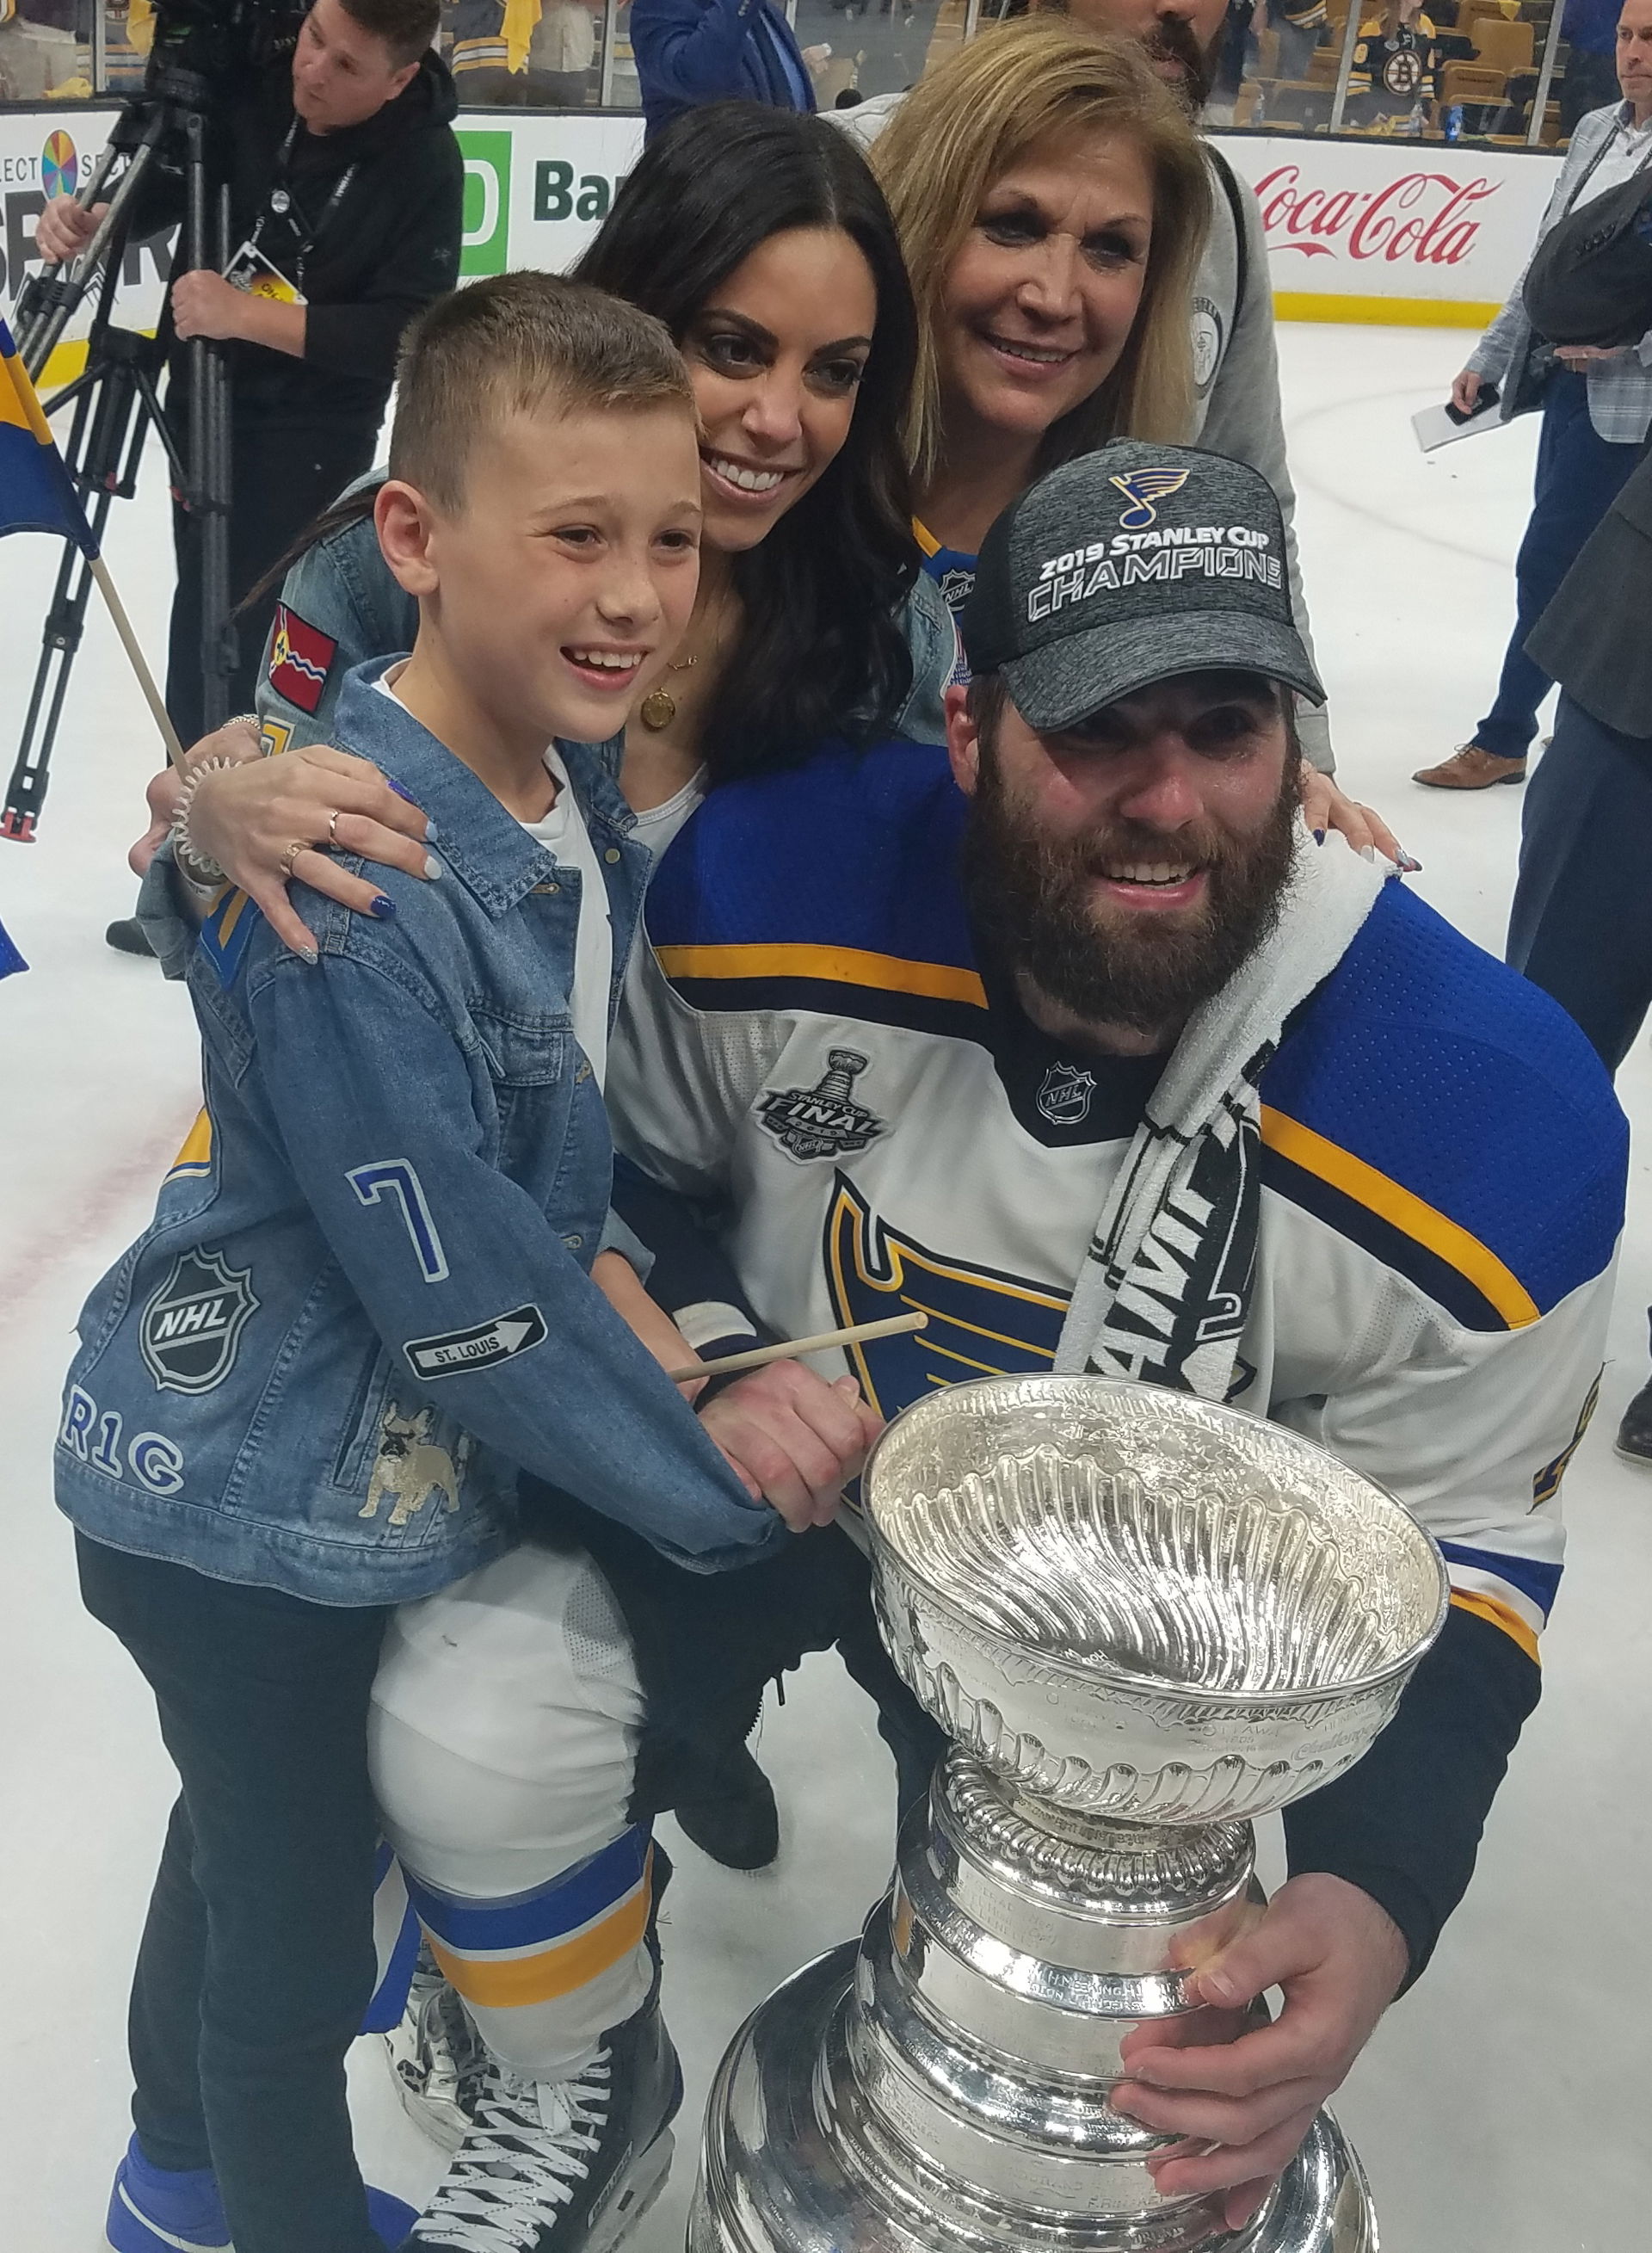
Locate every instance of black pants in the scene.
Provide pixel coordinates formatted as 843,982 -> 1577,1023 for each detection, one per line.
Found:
166,407 -> 379,748
77,1534 -> 391,2253
1506,693 -> 1652,1075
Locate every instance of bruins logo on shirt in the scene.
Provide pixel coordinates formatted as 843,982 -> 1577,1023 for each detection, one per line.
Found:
823,1174 -> 1067,1421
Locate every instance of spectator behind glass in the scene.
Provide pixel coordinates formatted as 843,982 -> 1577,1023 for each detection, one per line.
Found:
1562,0 -> 1627,136
630,0 -> 820,139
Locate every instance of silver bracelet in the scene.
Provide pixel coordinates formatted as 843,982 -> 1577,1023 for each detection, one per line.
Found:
170,755 -> 239,887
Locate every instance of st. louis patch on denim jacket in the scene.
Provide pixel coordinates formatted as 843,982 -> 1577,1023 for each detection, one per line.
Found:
59,663 -> 783,1603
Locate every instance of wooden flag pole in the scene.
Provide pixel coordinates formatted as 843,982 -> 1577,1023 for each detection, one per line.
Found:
665,1310 -> 928,1385
89,553 -> 187,767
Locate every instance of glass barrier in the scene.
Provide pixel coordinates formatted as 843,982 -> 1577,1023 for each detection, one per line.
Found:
0,0 -> 1624,154
0,0 -> 96,101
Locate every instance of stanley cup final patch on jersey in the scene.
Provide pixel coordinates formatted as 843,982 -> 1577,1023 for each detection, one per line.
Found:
140,1248 -> 260,1394
404,1304 -> 547,1381
268,603 -> 338,716
757,1050 -> 886,1164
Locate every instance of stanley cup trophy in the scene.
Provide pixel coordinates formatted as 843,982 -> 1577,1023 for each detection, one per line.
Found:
689,1376 -> 1450,2253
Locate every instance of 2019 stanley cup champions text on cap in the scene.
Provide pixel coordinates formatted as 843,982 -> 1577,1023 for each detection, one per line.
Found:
961,441 -> 1325,735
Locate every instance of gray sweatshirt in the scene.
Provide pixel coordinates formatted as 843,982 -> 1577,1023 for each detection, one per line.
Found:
835,95 -> 1333,770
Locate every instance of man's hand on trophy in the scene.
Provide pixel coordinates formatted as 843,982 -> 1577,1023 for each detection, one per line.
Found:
1109,1873 -> 1409,2229
698,1361 -> 882,1532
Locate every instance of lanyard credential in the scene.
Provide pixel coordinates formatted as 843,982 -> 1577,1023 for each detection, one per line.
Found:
248,118 -> 358,293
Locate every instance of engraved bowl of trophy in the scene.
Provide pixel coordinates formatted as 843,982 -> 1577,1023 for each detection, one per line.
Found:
688,1376 -> 1450,2253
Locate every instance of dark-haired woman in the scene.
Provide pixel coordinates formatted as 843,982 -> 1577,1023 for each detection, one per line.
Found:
145,102 -> 947,956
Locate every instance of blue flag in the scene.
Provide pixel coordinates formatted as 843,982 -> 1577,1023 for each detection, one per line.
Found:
0,914 -> 27,978
0,317 -> 99,556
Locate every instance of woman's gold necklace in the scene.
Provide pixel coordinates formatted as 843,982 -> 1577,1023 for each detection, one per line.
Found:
638,593 -> 727,732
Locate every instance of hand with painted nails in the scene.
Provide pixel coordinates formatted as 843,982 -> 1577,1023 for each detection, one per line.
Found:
1110,1874 -> 1409,2232
130,716 -> 265,879
183,743 -> 440,960
1298,769 -> 1408,869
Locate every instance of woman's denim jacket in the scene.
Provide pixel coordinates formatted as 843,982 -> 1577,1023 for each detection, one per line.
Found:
62,664 -> 783,1603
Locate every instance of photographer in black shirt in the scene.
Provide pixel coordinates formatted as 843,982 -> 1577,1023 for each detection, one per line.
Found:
36,0 -> 463,749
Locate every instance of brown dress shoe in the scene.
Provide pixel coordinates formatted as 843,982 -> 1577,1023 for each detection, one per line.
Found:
1412,744 -> 1527,789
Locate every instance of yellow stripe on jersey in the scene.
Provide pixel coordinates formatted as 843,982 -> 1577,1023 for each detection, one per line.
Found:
1450,1588 -> 1540,1667
655,941 -> 988,1011
911,516 -> 942,559
428,1880 -> 650,2010
167,1107 -> 213,1181
1259,1105 -> 1540,1329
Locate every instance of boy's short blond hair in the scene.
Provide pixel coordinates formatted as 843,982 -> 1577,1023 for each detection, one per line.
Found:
389,272 -> 697,515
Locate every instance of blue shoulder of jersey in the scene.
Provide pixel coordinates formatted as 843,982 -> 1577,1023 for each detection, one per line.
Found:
1261,880 -> 1627,1329
644,738 -> 990,1040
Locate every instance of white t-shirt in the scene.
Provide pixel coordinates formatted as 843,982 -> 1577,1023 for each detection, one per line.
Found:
521,747 -> 613,1090
373,668 -> 613,1088
627,768 -> 706,861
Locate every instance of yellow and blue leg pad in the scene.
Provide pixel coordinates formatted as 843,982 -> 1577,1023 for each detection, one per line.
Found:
404,1824 -> 655,2021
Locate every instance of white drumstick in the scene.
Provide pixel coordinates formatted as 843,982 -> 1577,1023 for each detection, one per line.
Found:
665,1309 -> 928,1384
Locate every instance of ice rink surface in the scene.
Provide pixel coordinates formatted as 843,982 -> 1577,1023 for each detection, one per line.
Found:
3,323 -> 1649,2251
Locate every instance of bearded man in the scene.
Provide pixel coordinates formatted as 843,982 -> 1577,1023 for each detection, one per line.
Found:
371,445 -> 1623,2252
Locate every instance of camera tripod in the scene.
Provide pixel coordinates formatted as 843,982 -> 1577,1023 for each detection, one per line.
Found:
1,65 -> 234,842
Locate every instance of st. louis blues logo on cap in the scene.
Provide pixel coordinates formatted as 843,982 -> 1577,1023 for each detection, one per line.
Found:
1108,468 -> 1191,531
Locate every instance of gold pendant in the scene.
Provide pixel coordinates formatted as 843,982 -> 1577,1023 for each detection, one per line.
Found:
638,688 -> 677,731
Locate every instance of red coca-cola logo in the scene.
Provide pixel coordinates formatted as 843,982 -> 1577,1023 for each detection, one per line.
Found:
1253,165 -> 1500,266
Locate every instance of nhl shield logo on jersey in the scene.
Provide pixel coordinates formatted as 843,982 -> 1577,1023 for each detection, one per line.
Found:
1037,1062 -> 1097,1127
1108,468 -> 1190,531
757,1051 -> 885,1164
139,1247 -> 260,1394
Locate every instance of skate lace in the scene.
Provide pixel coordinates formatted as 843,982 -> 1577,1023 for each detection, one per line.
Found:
411,2050 -> 613,2252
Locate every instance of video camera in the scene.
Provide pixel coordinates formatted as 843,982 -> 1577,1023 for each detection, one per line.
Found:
140,0 -> 312,107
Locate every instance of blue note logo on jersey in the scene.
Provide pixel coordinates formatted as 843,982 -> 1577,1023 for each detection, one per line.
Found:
823,1174 -> 1067,1421
758,1051 -> 885,1164
1109,468 -> 1190,531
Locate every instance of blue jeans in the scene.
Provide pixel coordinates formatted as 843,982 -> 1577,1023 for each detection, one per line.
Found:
77,1535 -> 390,2253
1476,373 -> 1642,760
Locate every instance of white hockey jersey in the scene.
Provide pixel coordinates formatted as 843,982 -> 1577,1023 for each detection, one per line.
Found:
611,740 -> 1627,1680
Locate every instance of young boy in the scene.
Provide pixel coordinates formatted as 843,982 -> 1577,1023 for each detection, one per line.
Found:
56,275 -> 823,2253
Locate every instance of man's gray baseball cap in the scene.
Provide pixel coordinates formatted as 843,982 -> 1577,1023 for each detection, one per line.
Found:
960,440 -> 1324,731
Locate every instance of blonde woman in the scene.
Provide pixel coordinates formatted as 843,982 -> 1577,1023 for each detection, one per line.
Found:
872,23 -> 1210,592
854,20 -> 1402,855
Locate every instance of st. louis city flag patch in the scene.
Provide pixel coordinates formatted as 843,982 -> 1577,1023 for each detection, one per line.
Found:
268,602 -> 338,715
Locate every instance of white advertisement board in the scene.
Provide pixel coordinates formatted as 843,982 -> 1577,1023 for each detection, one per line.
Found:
0,102 -> 1563,349
1211,133 -> 1559,323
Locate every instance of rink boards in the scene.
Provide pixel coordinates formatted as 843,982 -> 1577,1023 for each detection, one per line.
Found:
0,102 -> 1563,376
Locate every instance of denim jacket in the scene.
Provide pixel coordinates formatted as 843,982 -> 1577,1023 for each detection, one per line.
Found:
249,475 -> 958,760
61,664 -> 783,1602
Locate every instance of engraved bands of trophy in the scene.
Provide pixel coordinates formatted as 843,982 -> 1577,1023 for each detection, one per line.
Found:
688,1375 -> 1448,2253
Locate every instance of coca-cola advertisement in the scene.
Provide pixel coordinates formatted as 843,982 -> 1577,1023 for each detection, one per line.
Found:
1211,133 -> 1561,312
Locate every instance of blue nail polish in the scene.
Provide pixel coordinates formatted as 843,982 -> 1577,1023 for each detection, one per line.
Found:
1312,828 -> 1325,845
369,894 -> 397,920
387,779 -> 419,805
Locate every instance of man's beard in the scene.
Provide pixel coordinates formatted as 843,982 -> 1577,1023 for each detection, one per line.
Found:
965,741 -> 1301,1042
1142,12 -> 1218,113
